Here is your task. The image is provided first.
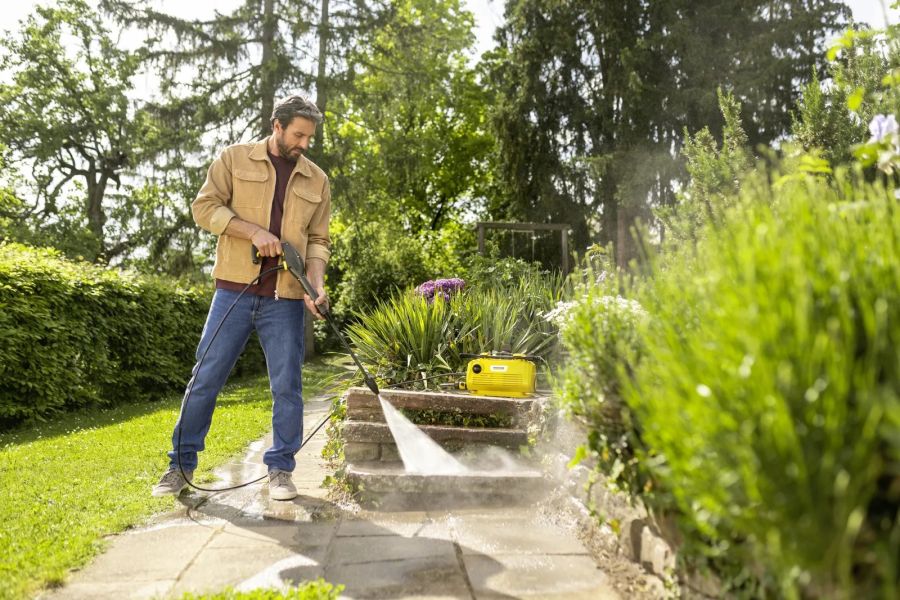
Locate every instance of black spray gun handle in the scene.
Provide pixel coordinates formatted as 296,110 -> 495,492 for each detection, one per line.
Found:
251,242 -> 329,317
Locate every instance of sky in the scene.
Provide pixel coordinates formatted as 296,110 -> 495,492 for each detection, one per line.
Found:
0,0 -> 504,56
0,1 -> 891,58
0,0 -> 895,74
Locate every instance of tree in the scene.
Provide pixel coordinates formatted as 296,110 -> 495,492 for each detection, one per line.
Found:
0,0 -> 165,262
488,0 -> 851,264
331,0 -> 493,231
324,0 -> 495,317
101,0 -> 386,156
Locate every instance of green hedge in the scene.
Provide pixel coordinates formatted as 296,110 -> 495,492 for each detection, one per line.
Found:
0,243 -> 265,426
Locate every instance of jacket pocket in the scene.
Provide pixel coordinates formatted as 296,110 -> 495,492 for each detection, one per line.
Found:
288,185 -> 322,229
292,186 -> 322,204
233,169 -> 269,207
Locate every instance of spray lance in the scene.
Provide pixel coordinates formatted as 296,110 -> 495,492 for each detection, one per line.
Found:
173,240 -> 379,495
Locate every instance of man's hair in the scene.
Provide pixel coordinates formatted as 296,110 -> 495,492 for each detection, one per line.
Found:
271,95 -> 324,129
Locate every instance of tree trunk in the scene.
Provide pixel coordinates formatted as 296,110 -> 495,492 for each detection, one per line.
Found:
313,0 -> 330,157
616,199 -> 638,269
598,170 -> 618,254
258,0 -> 277,139
85,167 -> 109,261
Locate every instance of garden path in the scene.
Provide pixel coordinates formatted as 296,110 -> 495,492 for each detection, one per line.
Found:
41,396 -> 624,600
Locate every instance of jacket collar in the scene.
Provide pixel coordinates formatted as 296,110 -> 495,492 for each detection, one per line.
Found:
249,137 -> 312,177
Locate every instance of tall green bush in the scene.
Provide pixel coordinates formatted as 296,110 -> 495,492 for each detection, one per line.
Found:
551,256 -> 649,494
326,219 -> 472,320
626,172 -> 900,597
0,243 -> 263,425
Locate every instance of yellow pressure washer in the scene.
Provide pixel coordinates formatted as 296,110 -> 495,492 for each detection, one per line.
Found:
462,352 -> 538,398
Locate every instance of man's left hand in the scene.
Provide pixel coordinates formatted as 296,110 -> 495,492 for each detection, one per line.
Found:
304,287 -> 329,319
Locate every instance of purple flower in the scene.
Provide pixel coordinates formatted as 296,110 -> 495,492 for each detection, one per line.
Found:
415,277 -> 465,303
434,278 -> 465,292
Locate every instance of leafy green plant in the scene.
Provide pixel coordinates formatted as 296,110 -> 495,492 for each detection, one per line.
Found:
463,254 -> 549,291
625,170 -> 900,598
453,286 -> 558,358
552,250 -> 650,494
659,89 -> 753,246
177,580 -> 344,600
345,293 -> 468,387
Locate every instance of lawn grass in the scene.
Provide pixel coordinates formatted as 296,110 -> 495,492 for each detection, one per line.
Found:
177,580 -> 343,599
0,357 -> 346,600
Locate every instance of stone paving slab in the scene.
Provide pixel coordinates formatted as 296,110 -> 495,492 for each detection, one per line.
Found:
171,543 -> 315,596
330,535 -> 457,565
64,523 -> 216,583
336,511 -> 432,537
325,554 -> 471,599
50,580 -> 177,600
464,554 -> 619,599
452,513 -> 589,556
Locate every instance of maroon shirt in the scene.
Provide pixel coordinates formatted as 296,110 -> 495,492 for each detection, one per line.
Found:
216,149 -> 296,297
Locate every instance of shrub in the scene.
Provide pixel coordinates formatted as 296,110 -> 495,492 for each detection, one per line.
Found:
324,218 -> 472,333
551,263 -> 649,494
0,243 -> 265,425
624,171 -> 900,597
454,284 -> 560,357
346,293 -> 466,386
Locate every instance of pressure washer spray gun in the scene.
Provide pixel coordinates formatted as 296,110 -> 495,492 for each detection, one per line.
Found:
252,241 -> 380,396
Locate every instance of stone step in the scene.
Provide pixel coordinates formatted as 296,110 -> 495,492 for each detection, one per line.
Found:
343,421 -> 528,454
343,421 -> 529,462
345,461 -> 551,510
345,387 -> 540,426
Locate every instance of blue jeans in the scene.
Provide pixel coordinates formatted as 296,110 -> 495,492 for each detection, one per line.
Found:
168,289 -> 305,472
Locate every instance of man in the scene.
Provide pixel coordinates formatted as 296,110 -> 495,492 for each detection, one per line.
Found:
152,95 -> 331,501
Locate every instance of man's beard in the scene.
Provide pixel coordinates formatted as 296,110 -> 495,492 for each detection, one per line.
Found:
276,134 -> 302,160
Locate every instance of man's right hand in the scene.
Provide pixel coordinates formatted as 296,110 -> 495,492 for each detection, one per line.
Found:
251,228 -> 282,257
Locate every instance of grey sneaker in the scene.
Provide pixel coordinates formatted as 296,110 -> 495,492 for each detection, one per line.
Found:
268,469 -> 298,501
151,468 -> 194,497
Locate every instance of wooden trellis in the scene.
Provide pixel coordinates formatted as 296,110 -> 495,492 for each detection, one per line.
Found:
476,222 -> 571,273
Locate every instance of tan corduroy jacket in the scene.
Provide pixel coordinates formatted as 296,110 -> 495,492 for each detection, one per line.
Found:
191,138 -> 332,300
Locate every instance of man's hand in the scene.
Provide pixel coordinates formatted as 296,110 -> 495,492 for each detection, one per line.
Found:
250,228 -> 282,257
224,218 -> 282,258
304,286 -> 329,320
303,257 -> 328,319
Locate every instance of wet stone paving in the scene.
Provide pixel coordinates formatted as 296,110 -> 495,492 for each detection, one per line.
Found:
41,396 -> 625,600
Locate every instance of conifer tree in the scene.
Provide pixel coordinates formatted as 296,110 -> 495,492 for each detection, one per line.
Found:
488,0 -> 851,263
101,0 -> 385,157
